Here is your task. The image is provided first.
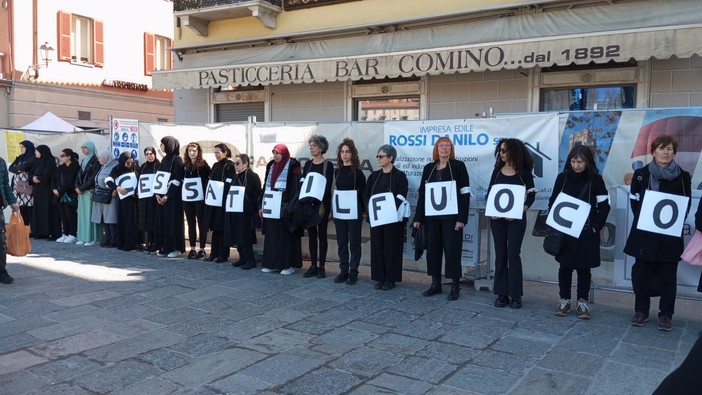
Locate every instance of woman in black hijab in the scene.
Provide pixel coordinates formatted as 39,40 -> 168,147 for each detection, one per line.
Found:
9,140 -> 36,226
30,145 -> 61,239
154,136 -> 185,258
106,151 -> 139,251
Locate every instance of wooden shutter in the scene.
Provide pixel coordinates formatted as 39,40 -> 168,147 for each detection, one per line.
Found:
93,19 -> 104,67
57,11 -> 72,62
169,39 -> 174,70
144,33 -> 155,76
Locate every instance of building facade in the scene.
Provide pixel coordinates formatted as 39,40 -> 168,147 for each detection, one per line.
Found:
0,0 -> 174,129
155,0 -> 702,124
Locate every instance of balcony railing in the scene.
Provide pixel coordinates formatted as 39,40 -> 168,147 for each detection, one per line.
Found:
174,0 -> 282,12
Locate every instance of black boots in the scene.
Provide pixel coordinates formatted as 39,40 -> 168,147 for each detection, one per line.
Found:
423,275 -> 443,297
447,279 -> 460,301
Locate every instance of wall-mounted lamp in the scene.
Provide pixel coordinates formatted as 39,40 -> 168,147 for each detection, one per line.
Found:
39,42 -> 54,67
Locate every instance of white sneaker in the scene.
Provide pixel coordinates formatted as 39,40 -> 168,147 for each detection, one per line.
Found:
280,268 -> 295,275
166,251 -> 181,258
84,241 -> 96,247
63,235 -> 77,244
75,240 -> 85,246
261,268 -> 276,273
56,235 -> 67,243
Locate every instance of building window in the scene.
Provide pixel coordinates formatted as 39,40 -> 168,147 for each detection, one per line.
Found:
78,111 -> 91,121
541,85 -> 636,111
144,33 -> 172,75
354,97 -> 420,121
57,11 -> 104,67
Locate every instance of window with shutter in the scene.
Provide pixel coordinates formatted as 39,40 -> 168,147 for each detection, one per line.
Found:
56,11 -> 103,67
57,11 -> 72,62
144,33 -> 155,76
94,20 -> 104,67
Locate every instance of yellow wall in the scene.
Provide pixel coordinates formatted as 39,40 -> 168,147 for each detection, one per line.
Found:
176,0 -> 523,47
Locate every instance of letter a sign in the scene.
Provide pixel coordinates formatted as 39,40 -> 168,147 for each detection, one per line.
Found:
485,184 -> 526,220
545,192 -> 590,238
205,180 -> 225,207
425,181 -> 458,216
636,190 -> 689,236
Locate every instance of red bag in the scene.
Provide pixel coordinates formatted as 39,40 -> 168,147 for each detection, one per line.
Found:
6,212 -> 31,257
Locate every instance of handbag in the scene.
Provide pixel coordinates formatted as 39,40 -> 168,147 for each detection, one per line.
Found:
543,229 -> 564,256
60,192 -> 78,208
6,212 -> 31,256
15,177 -> 33,195
91,186 -> 113,204
682,230 -> 702,265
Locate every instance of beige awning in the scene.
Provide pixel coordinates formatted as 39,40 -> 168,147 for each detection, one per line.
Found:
153,0 -> 702,90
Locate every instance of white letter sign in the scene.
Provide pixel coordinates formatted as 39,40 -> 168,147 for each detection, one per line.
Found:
332,190 -> 358,220
205,180 -> 225,207
636,190 -> 689,237
485,184 -> 526,220
299,173 -> 327,201
368,192 -> 398,227
152,171 -> 171,195
182,178 -> 204,202
226,186 -> 245,213
425,181 -> 458,216
545,192 -> 591,238
116,172 -> 137,200
262,190 -> 283,219
138,174 -> 154,198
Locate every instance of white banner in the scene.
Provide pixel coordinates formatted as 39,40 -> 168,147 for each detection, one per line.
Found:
138,174 -> 155,198
367,192 -> 398,227
425,181 -> 458,216
332,190 -> 359,220
226,186 -> 246,213
152,171 -> 171,195
636,190 -> 690,237
182,177 -> 205,202
262,190 -> 283,219
299,173 -> 327,201
115,172 -> 137,200
205,180 -> 225,207
546,192 -> 591,238
485,184 -> 527,220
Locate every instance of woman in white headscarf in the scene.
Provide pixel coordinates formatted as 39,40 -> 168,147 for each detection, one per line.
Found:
92,150 -> 119,247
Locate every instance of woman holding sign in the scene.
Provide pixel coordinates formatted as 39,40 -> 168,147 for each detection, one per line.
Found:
229,154 -> 262,270
182,142 -> 211,260
332,138 -> 366,285
547,145 -> 610,319
204,143 -> 235,263
624,135 -> 691,331
138,147 -> 160,252
106,152 -> 139,251
260,144 -> 303,274
154,136 -> 185,258
413,137 -> 471,301
363,144 -> 409,290
488,138 -> 535,309
302,135 -> 334,279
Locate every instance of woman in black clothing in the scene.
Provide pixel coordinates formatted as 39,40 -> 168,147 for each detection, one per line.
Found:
182,142 -> 211,259
9,140 -> 36,226
52,149 -> 80,243
154,136 -> 185,258
624,135 -> 691,331
106,151 -> 139,251
363,144 -> 409,291
302,135 -> 334,279
230,154 -> 261,270
413,137 -> 471,301
138,147 -> 160,252
204,143 -> 235,263
488,138 -> 535,309
31,145 -> 61,239
548,145 -> 610,319
332,138 -> 366,285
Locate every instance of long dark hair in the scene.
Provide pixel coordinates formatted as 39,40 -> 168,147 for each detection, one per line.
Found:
494,138 -> 533,174
336,138 -> 360,170
184,142 -> 206,171
564,144 -> 598,179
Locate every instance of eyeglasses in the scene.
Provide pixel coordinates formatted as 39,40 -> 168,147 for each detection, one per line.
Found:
500,148 -> 508,154
376,154 -> 387,159
437,143 -> 452,148
80,146 -> 87,149
234,162 -> 242,166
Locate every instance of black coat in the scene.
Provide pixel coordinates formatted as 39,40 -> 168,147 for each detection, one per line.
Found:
137,159 -> 160,232
623,164 -> 692,263
363,166 -> 409,223
413,159 -> 470,225
75,155 -> 100,192
52,161 -> 80,198
547,171 -> 610,269
205,159 -> 235,232
229,169 -> 261,246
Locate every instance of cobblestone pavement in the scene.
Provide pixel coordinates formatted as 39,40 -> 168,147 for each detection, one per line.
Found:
1,239 -> 700,394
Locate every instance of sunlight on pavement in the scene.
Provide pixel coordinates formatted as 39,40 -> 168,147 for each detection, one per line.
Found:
12,255 -> 146,282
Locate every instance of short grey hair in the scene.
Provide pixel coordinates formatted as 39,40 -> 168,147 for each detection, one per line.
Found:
377,144 -> 397,163
308,134 -> 329,155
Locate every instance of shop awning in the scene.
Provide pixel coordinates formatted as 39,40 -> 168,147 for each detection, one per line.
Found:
153,0 -> 702,90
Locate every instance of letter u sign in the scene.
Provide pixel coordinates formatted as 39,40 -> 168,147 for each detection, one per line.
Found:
636,190 -> 689,236
425,181 -> 458,216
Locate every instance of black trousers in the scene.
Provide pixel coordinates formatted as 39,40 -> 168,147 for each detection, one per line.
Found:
237,245 -> 255,264
558,266 -> 591,301
211,231 -> 230,259
632,258 -> 678,319
58,203 -> 78,237
307,211 -> 330,267
103,222 -> 118,245
334,218 -> 362,275
425,217 -> 463,280
370,221 -> 404,283
491,217 -> 526,299
183,201 -> 207,249
0,211 -> 7,273
19,205 -> 31,226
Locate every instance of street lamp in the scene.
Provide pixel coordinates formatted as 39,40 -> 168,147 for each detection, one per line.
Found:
39,42 -> 54,67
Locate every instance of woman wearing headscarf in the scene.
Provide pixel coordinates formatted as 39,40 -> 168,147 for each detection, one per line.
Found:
138,146 -> 160,252
154,136 -> 185,258
259,144 -> 302,274
75,141 -> 102,246
625,135 -> 691,331
182,142 -> 211,259
92,150 -> 119,247
31,145 -> 61,239
52,148 -> 80,244
229,153 -> 262,270
106,151 -> 139,251
9,140 -> 36,226
204,143 -> 235,263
